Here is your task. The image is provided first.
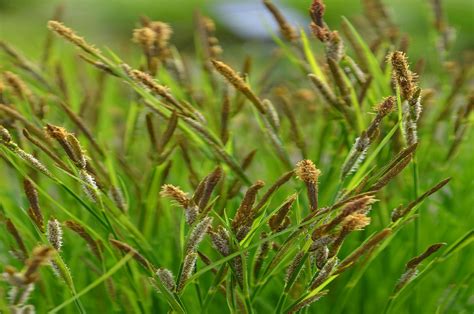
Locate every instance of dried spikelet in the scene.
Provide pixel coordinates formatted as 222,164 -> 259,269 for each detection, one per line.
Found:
406,243 -> 445,269
129,70 -> 181,109
313,196 -> 375,239
296,160 -> 321,212
342,213 -> 371,231
289,290 -> 328,313
177,252 -> 197,292
263,0 -> 298,42
47,21 -> 101,56
232,180 -> 265,233
160,184 -> 190,208
5,219 -> 28,260
390,51 -> 416,100
46,219 -> 63,251
185,216 -> 213,254
23,179 -> 44,233
285,251 -> 305,285
110,239 -> 152,270
156,268 -> 176,292
65,133 -> 87,169
309,0 -> 329,42
269,194 -> 296,232
210,226 -> 230,256
44,124 -> 77,164
310,257 -> 338,289
211,59 -> 266,114
197,166 -> 223,211
64,220 -> 102,259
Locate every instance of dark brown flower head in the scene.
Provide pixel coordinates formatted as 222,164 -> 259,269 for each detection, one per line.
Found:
390,51 -> 416,100
376,96 -> 396,117
309,0 -> 326,27
296,160 -> 321,183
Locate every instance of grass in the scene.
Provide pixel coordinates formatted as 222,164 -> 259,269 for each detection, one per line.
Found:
0,0 -> 472,313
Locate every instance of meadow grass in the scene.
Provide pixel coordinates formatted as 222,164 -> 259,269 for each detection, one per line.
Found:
0,0 -> 472,313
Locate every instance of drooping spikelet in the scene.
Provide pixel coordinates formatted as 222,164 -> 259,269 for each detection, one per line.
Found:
211,59 -> 266,114
47,21 -> 101,56
263,0 -> 298,42
110,239 -> 152,270
296,160 -> 321,211
269,194 -> 296,232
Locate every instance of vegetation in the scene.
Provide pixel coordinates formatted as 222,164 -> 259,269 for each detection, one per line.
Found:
0,0 -> 472,313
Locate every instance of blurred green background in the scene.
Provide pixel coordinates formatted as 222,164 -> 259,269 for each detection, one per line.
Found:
1,0 -> 473,63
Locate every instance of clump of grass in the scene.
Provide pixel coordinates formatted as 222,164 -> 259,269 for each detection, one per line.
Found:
0,0 -> 471,313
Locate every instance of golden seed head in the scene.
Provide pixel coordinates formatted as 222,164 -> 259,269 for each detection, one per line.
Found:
296,159 -> 321,183
47,20 -> 100,56
160,184 -> 190,208
343,213 -> 371,231
44,124 -> 68,141
132,27 -> 156,51
149,21 -> 173,43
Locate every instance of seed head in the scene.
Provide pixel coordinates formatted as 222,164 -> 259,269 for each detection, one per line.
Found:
47,21 -> 101,56
46,219 -> 63,251
296,160 -> 321,183
390,51 -> 416,100
132,27 -> 156,52
0,125 -> 12,143
156,268 -> 176,292
160,184 -> 190,208
342,213 -> 371,231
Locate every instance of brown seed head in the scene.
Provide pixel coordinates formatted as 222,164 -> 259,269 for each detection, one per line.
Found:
376,96 -> 396,117
390,51 -> 416,100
